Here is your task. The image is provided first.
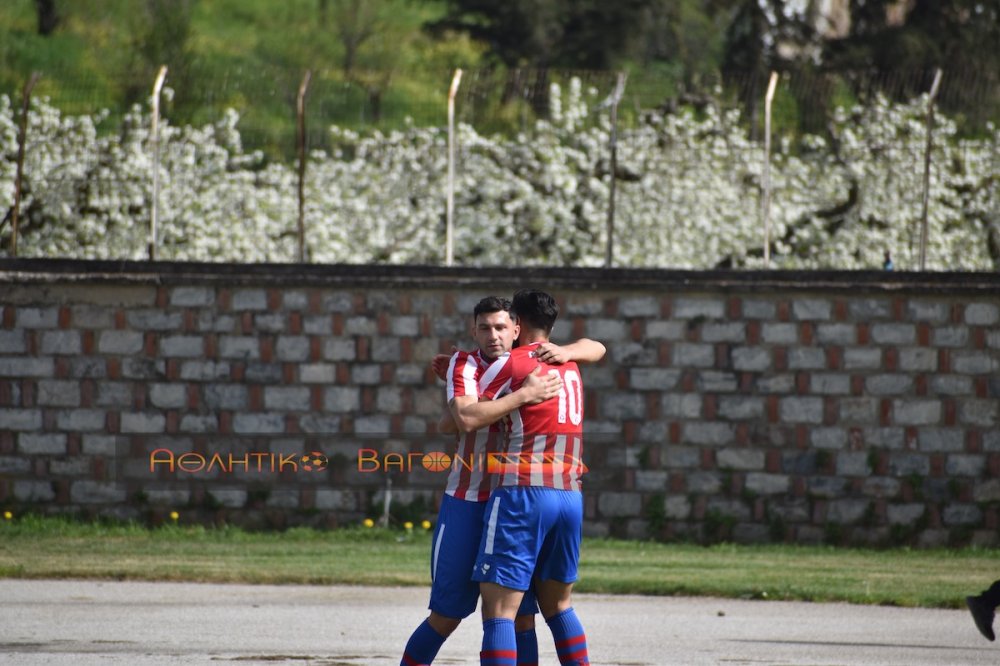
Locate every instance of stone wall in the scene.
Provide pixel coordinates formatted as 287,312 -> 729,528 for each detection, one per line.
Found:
1,259 -> 998,547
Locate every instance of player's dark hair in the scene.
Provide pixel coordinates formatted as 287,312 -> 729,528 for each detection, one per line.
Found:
473,295 -> 511,319
510,289 -> 558,333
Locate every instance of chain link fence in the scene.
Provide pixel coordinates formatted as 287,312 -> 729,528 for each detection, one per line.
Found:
19,65 -> 994,149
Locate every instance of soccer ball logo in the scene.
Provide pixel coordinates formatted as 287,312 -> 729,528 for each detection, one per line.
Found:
422,451 -> 452,473
300,451 -> 328,472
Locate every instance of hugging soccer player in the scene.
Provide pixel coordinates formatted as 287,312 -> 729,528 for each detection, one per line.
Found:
449,290 -> 593,666
400,296 -> 544,666
399,295 -> 604,666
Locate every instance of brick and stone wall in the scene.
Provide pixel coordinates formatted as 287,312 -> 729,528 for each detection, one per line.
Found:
1,259 -> 998,547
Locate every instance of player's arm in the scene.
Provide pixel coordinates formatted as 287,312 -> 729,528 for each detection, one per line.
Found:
448,369 -> 561,434
438,406 -> 459,434
534,338 -> 606,365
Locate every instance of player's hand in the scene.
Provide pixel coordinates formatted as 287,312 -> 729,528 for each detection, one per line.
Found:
534,342 -> 569,365
430,347 -> 459,381
521,366 -> 562,404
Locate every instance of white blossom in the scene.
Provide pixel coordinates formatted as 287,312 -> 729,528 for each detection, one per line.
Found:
1,87 -> 996,271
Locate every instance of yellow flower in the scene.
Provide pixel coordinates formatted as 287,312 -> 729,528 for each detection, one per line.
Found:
362,518 -> 375,528
169,511 -> 179,522
404,521 -> 414,530
421,520 -> 432,530
2,511 -> 12,521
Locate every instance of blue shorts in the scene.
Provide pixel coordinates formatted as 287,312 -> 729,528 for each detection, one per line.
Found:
472,486 -> 583,591
429,493 -> 538,619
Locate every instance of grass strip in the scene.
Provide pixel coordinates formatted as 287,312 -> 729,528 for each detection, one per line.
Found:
1,515 -> 997,609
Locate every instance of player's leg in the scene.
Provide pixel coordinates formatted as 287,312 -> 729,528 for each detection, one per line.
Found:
402,616 -> 452,666
536,580 -> 588,665
473,487 -> 540,666
967,579 -> 1000,641
513,587 -> 539,666
479,583 -> 525,666
535,578 -> 574,618
534,489 -> 589,666
401,495 -> 485,665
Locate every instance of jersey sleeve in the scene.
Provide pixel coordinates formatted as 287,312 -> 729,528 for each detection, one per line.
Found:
446,351 -> 478,402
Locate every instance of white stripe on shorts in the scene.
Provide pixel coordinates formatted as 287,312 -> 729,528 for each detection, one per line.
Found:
483,496 -> 501,555
431,522 -> 446,582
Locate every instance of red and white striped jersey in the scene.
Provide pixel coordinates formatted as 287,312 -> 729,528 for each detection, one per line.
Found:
478,342 -> 586,491
444,349 -> 501,501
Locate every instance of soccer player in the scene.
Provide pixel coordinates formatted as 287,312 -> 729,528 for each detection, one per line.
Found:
451,290 -> 593,666
967,580 -> 1000,641
400,296 -> 604,666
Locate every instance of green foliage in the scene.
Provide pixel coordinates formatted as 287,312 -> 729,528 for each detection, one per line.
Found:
704,508 -> 737,542
644,493 -> 667,536
767,512 -> 786,542
0,0 -> 471,155
906,473 -> 926,501
1,0 -> 996,157
824,522 -> 843,545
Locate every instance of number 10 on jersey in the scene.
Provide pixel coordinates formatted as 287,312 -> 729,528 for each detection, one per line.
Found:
549,369 -> 582,425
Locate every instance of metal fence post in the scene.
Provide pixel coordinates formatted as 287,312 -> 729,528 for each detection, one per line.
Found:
11,72 -> 40,258
297,70 -> 313,264
446,68 -> 462,266
605,72 -> 627,268
919,68 -> 943,272
149,65 -> 168,261
762,71 -> 779,269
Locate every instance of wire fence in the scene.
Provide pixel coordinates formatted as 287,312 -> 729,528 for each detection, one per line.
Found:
8,65 -> 999,152
2,66 -> 999,270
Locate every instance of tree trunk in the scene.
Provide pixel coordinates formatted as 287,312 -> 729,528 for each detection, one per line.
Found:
367,86 -> 382,122
35,0 -> 59,36
343,41 -> 357,77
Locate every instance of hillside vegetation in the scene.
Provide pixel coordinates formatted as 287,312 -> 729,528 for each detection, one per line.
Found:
0,0 -> 481,150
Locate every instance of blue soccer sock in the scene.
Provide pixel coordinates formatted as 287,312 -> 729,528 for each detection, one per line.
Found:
481,617 -> 517,666
400,618 -> 447,666
515,627 -> 538,666
546,608 -> 590,665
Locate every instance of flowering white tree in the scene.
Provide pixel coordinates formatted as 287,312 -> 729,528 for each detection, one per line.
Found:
1,86 -> 996,270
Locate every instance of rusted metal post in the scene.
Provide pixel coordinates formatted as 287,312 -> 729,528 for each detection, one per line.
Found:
11,72 -> 40,257
149,65 -> 168,261
919,68 -> 943,271
446,68 -> 462,266
762,71 -> 779,269
297,70 -> 313,263
605,71 -> 627,268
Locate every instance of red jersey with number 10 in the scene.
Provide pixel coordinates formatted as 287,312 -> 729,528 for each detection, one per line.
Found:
478,342 -> 586,491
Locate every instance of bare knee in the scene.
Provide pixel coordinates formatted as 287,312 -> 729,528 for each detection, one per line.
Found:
427,612 -> 461,637
538,597 -> 573,619
480,582 -> 525,621
535,579 -> 574,620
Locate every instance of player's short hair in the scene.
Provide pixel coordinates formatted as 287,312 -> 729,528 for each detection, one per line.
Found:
510,289 -> 558,333
473,295 -> 512,320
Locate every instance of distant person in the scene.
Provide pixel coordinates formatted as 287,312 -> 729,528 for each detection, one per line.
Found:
883,250 -> 894,271
967,581 -> 1000,641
